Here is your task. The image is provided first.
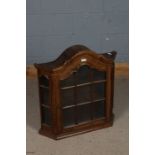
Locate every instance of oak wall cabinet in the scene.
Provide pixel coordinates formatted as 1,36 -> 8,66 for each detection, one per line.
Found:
34,45 -> 117,139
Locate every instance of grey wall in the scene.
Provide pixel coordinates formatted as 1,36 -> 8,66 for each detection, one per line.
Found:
27,0 -> 129,64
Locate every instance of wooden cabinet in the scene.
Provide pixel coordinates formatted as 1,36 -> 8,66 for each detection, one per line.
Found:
34,45 -> 117,139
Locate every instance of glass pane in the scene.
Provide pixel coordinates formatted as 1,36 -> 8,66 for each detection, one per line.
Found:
60,73 -> 75,88
77,104 -> 91,123
61,88 -> 74,107
93,69 -> 106,81
40,87 -> 50,105
93,101 -> 105,119
92,82 -> 106,100
39,75 -> 49,86
41,107 -> 52,126
63,108 -> 75,127
77,85 -> 91,103
76,65 -> 90,84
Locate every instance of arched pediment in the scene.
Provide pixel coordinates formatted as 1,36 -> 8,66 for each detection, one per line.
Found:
52,47 -> 116,79
34,45 -> 117,76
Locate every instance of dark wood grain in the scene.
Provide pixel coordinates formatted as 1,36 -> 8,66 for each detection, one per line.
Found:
34,45 -> 117,139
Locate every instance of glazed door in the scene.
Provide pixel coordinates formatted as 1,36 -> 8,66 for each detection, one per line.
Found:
59,65 -> 107,128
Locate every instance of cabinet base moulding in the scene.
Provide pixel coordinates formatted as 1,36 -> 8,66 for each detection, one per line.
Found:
39,118 -> 113,140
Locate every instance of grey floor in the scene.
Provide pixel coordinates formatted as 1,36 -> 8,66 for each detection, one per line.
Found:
26,78 -> 129,155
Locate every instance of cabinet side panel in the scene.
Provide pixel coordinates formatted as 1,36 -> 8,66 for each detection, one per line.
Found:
105,64 -> 114,121
51,74 -> 63,134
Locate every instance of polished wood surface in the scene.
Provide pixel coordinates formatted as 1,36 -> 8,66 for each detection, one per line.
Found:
34,45 -> 117,140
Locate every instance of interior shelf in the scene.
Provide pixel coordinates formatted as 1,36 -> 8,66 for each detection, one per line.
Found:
62,98 -> 105,109
61,79 -> 106,90
41,104 -> 50,108
40,85 -> 49,89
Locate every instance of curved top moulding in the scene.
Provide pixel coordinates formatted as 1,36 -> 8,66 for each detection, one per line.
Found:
34,45 -> 117,72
